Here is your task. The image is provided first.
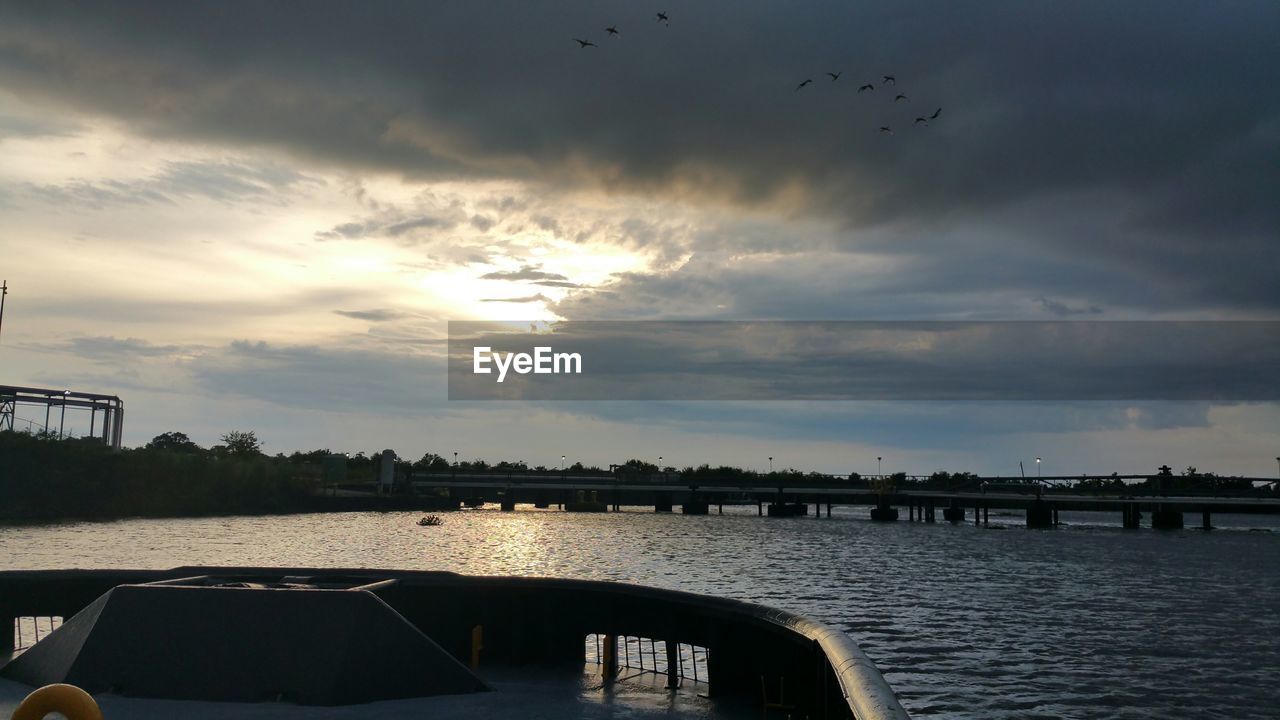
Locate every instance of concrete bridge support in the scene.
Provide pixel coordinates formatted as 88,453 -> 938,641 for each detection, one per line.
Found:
943,504 -> 965,522
654,492 -> 673,513
1026,500 -> 1053,528
1122,503 -> 1142,529
1201,510 -> 1212,530
767,502 -> 808,517
870,500 -> 899,521
683,499 -> 710,515
1151,506 -> 1184,529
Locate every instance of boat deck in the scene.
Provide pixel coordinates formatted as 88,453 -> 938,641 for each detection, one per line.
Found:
0,665 -> 757,719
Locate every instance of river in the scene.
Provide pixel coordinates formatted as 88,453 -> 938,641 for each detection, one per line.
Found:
3,506 -> 1278,719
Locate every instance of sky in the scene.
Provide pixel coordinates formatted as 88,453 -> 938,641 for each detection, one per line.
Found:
1,1 -> 1278,476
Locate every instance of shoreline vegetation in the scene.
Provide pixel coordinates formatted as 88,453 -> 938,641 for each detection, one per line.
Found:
1,428 -> 1273,525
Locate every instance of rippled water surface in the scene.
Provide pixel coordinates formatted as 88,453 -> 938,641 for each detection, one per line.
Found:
4,507 -> 1278,718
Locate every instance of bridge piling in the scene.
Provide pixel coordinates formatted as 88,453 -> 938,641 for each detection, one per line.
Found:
1202,510 -> 1211,530
870,500 -> 899,521
1151,506 -> 1184,530
1026,500 -> 1053,528
1122,503 -> 1141,529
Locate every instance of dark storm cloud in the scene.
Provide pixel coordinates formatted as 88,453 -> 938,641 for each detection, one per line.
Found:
41,336 -> 191,361
385,216 -> 454,236
448,321 -> 1280,401
479,265 -> 569,282
190,340 -> 449,414
480,294 -> 550,304
2,1 -> 1278,310
314,214 -> 458,241
333,308 -> 407,322
134,335 -> 1227,442
1037,297 -> 1103,317
0,109 -> 81,139
20,159 -> 318,209
23,288 -> 369,324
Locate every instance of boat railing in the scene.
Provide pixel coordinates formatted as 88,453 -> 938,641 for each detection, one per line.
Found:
0,567 -> 910,720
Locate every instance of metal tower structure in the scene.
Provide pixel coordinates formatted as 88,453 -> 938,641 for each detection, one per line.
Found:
0,385 -> 125,449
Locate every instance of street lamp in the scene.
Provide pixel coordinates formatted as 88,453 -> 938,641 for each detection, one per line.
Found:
561,455 -> 566,470
877,456 -> 882,477
1036,457 -> 1042,479
59,390 -> 70,439
768,456 -> 773,473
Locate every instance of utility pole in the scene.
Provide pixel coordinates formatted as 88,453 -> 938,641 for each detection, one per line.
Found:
0,280 -> 8,347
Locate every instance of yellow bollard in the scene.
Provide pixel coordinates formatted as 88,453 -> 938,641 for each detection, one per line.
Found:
12,683 -> 104,720
470,624 -> 484,671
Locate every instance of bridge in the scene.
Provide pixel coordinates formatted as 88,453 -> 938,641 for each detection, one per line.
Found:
405,470 -> 1280,530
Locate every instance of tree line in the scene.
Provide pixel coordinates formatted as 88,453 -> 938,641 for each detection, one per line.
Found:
2,429 -> 1272,524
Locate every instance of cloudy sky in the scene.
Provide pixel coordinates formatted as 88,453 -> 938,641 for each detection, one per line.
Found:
1,1 -> 1277,476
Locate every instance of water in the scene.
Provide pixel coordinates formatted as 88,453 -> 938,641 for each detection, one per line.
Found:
3,507 -> 1278,718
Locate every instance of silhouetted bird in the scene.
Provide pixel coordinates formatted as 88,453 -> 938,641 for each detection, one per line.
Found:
656,11 -> 669,24
883,75 -> 896,85
573,38 -> 597,48
826,72 -> 842,81
796,79 -> 813,91
895,93 -> 909,102
914,116 -> 928,125
930,107 -> 942,119
858,83 -> 875,92
879,126 -> 894,134
606,25 -> 620,37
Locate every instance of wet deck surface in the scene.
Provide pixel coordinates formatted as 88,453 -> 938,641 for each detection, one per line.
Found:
0,665 -> 758,719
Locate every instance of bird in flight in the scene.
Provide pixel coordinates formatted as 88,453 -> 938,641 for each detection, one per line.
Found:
796,78 -> 813,91
879,126 -> 894,134
914,116 -> 929,125
895,93 -> 909,102
573,38 -> 597,48
605,25 -> 620,37
857,83 -> 875,92
656,11 -> 669,24
826,72 -> 842,81
882,75 -> 896,85
930,107 -> 942,120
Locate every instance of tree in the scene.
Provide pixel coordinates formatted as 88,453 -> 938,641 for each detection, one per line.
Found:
413,452 -> 451,471
147,431 -> 200,453
220,430 -> 262,457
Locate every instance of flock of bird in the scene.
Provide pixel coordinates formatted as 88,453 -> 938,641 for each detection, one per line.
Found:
571,11 -> 943,136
